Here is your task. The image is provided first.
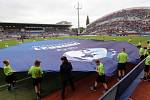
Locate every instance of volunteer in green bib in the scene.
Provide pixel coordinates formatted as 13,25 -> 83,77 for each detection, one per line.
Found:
147,41 -> 150,49
144,47 -> 148,58
128,38 -> 132,43
139,46 -> 145,61
90,59 -> 108,92
117,48 -> 128,80
28,60 -> 43,99
143,51 -> 150,81
3,60 -> 16,91
138,41 -> 141,47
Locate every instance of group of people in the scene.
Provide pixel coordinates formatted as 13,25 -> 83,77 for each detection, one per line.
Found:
2,56 -> 75,100
2,41 -> 150,100
3,60 -> 43,99
87,16 -> 150,36
138,41 -> 150,81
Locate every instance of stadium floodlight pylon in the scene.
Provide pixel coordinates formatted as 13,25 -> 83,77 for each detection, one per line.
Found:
76,2 -> 82,36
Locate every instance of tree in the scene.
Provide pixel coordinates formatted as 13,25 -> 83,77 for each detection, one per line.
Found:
86,15 -> 90,26
71,28 -> 78,33
80,27 -> 85,33
71,27 -> 85,35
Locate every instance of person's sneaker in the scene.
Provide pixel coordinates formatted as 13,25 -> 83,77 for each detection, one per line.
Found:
147,76 -> 150,80
7,85 -> 11,91
121,76 -> 125,79
36,93 -> 41,100
117,78 -> 119,81
36,96 -> 40,100
128,98 -> 133,100
117,78 -> 121,81
90,86 -> 96,91
117,76 -> 122,81
143,77 -> 148,81
102,90 -> 106,94
12,86 -> 17,90
12,81 -> 16,87
102,89 -> 108,94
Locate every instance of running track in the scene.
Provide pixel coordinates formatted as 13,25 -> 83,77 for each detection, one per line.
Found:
43,63 -> 135,100
43,74 -> 117,100
131,81 -> 150,100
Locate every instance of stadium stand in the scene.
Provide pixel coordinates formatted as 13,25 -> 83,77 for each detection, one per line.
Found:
86,7 -> 150,36
0,22 -> 73,40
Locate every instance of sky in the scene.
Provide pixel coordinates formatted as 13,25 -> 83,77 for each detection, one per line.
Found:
0,0 -> 150,28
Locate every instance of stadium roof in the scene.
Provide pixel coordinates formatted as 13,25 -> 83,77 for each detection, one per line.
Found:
125,7 -> 150,10
0,22 -> 72,28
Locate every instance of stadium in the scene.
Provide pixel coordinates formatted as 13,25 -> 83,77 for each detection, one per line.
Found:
0,3 -> 150,100
86,7 -> 150,36
0,21 -> 72,41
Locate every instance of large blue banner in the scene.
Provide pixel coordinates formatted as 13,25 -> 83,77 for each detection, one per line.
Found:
0,39 -> 139,76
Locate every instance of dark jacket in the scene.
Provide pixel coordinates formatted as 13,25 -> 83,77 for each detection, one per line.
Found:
60,62 -> 73,81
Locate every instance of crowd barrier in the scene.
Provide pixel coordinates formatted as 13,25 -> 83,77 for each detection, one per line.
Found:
99,59 -> 145,100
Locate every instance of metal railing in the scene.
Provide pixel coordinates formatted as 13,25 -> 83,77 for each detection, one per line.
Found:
99,59 -> 145,100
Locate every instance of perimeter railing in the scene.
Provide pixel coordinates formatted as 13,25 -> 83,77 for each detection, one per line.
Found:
99,59 -> 145,100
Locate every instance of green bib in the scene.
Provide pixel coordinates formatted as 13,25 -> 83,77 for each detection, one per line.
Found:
139,47 -> 144,56
147,44 -> 150,49
4,65 -> 13,76
28,66 -> 43,78
145,56 -> 150,65
97,63 -> 104,75
144,49 -> 148,56
117,52 -> 128,63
